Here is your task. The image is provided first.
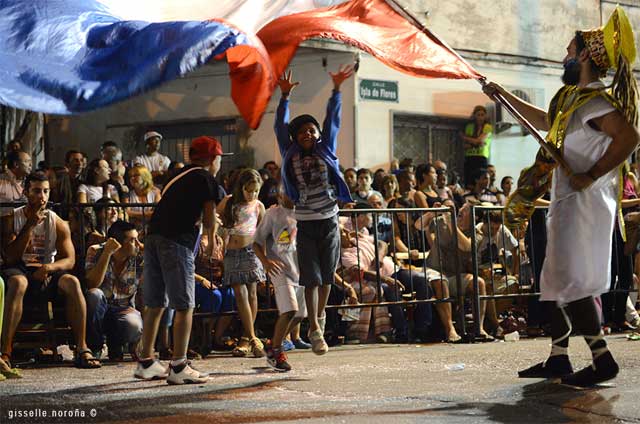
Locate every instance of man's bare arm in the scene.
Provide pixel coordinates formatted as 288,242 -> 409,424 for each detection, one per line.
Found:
483,82 -> 549,131
4,213 -> 36,266
47,217 -> 76,272
587,111 -> 640,179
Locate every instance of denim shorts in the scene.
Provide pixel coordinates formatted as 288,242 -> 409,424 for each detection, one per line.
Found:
223,246 -> 266,286
143,234 -> 195,310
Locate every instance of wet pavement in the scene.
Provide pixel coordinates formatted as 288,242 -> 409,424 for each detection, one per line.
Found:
1,335 -> 639,423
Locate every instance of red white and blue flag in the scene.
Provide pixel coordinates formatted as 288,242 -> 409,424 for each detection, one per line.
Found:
0,0 -> 481,129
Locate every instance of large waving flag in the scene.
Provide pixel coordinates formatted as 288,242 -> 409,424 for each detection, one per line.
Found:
0,0 -> 345,129
258,0 -> 481,82
0,0 -> 480,130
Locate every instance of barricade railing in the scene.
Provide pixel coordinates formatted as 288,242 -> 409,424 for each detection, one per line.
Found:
335,206 -> 467,340
4,200 -> 637,344
1,201 -> 473,342
468,204 -> 638,338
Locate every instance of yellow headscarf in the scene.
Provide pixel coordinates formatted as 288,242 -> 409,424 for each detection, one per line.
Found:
580,6 -> 638,126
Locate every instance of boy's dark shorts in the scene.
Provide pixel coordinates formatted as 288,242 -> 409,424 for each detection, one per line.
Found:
297,215 -> 340,287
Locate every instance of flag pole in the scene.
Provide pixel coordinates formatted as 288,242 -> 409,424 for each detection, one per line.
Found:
383,0 -> 573,176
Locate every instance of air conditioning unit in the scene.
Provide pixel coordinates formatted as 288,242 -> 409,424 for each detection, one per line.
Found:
494,86 -> 545,136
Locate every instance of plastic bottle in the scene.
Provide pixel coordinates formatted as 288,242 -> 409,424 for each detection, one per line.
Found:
56,344 -> 74,361
445,363 -> 465,371
504,331 -> 520,342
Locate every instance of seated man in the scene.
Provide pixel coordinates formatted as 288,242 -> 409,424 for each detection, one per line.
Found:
390,198 -> 461,342
421,202 -> 492,339
1,172 -> 100,368
85,220 -> 143,361
462,168 -> 499,205
352,168 -> 383,206
367,193 -> 393,244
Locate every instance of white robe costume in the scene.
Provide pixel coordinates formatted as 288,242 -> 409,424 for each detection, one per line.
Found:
540,81 -> 617,305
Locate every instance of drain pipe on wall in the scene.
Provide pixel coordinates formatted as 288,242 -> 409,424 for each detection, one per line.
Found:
352,52 -> 360,168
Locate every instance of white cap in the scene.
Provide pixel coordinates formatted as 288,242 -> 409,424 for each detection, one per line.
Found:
144,131 -> 162,142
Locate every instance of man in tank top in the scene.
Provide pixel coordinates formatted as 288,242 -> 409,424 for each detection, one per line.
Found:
1,172 -> 101,368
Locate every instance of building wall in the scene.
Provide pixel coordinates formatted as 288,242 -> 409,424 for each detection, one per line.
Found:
354,53 -> 564,180
47,0 -> 640,187
402,0 -> 640,65
47,51 -> 356,169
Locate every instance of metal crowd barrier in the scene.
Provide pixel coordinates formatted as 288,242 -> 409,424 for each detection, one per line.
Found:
468,204 -> 638,338
4,200 -> 636,343
335,206 -> 467,340
1,201 -> 469,342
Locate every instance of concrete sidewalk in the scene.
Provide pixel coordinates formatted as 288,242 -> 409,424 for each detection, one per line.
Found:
1,335 -> 639,423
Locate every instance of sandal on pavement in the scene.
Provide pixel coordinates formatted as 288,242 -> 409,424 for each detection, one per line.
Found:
250,338 -> 265,358
1,368 -> 22,379
478,331 -> 495,342
1,353 -> 12,369
232,337 -> 250,357
74,349 -> 102,369
0,363 -> 23,379
447,334 -> 463,344
0,356 -> 20,378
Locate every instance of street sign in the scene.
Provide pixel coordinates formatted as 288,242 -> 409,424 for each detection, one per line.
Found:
359,79 -> 398,102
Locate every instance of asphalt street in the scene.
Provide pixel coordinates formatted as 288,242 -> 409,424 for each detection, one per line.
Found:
1,335 -> 639,423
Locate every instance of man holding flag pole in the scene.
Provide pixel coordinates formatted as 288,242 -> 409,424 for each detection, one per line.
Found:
483,6 -> 640,387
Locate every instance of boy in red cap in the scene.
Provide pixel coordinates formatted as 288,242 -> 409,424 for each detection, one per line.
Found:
134,136 -> 228,384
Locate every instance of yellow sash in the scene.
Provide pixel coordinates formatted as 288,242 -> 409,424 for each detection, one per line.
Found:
504,85 -> 622,236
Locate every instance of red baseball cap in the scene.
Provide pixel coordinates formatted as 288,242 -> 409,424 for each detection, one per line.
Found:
189,136 -> 233,162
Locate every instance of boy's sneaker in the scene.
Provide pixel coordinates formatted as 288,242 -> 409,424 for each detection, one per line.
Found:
282,339 -> 296,352
186,360 -> 209,378
167,361 -> 209,385
292,338 -> 312,349
266,348 -> 292,372
308,329 -> 329,355
134,360 -> 169,380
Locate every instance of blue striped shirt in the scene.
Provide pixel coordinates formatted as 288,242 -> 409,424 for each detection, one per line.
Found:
291,153 -> 339,221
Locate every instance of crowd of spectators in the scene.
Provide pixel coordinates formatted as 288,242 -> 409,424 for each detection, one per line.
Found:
0,124 -> 638,375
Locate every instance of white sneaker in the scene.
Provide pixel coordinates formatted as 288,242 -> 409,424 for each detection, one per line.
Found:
308,329 -> 329,355
186,360 -> 209,378
134,360 -> 169,380
167,362 -> 209,385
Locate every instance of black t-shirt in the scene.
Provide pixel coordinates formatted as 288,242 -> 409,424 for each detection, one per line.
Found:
148,166 -> 222,249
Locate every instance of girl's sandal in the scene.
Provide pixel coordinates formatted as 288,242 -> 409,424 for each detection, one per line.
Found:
249,338 -> 265,358
1,368 -> 22,379
232,337 -> 250,357
0,355 -> 21,379
74,349 -> 102,369
0,353 -> 12,369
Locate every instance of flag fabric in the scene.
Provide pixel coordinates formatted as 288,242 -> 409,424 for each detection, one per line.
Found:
101,0 -> 349,34
258,0 -> 482,82
0,0 -> 480,130
0,0 -> 345,128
